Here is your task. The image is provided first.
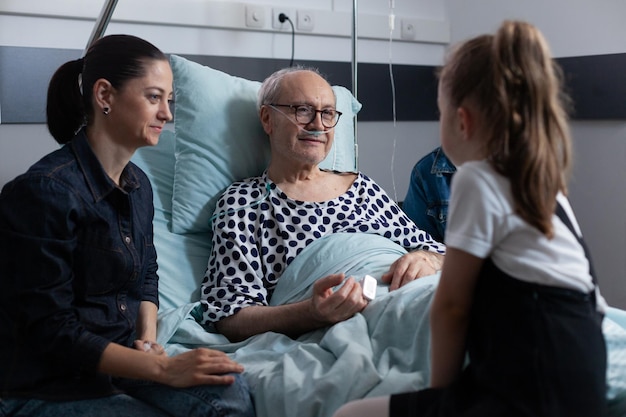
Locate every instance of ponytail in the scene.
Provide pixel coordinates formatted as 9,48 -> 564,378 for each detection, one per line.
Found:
489,20 -> 572,238
46,58 -> 86,144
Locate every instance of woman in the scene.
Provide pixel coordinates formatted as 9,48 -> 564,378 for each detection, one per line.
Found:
0,35 -> 254,417
333,20 -> 607,417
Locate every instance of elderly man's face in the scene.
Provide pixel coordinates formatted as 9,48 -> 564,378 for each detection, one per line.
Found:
264,71 -> 336,168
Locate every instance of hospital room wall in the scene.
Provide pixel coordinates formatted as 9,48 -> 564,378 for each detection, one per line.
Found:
0,0 -> 447,188
0,0 -> 625,308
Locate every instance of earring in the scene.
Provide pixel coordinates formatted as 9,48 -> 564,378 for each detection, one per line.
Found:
103,107 -> 110,115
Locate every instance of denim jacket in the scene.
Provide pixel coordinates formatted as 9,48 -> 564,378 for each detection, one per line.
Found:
402,146 -> 456,243
0,131 -> 158,400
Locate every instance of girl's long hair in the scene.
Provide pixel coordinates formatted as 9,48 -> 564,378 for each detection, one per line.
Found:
439,20 -> 572,238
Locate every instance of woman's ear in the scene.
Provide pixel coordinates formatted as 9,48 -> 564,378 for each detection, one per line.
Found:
259,105 -> 273,135
93,78 -> 114,114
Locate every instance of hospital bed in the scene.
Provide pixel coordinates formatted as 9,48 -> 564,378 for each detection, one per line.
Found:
84,2 -> 626,416
125,54 -> 626,417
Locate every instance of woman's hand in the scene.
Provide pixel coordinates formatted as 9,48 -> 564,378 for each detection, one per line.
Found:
381,250 -> 444,291
99,341 -> 244,388
159,348 -> 244,387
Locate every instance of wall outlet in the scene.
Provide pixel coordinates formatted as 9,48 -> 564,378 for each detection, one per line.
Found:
245,4 -> 265,28
272,8 -> 295,30
296,9 -> 315,32
401,19 -> 417,40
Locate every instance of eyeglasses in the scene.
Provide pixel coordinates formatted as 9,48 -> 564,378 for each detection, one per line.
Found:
268,104 -> 342,128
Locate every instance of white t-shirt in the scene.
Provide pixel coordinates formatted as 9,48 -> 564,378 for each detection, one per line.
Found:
446,160 -> 605,310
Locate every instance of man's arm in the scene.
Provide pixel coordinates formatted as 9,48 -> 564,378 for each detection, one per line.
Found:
216,273 -> 368,342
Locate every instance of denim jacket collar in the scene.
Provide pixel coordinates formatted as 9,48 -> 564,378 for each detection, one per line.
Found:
431,147 -> 457,175
71,130 -> 142,203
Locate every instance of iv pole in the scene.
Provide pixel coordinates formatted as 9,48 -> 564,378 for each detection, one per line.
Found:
84,0 -> 119,54
351,0 -> 359,170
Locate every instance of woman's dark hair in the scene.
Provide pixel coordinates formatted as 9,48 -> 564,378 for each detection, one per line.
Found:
46,34 -> 167,144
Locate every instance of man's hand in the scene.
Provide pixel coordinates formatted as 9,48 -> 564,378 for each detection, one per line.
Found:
216,274 -> 369,341
309,273 -> 368,326
381,250 -> 444,291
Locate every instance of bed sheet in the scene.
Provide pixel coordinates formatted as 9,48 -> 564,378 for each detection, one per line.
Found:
157,232 -> 626,417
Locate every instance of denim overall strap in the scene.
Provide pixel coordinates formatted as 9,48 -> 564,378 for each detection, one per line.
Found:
555,202 -> 597,284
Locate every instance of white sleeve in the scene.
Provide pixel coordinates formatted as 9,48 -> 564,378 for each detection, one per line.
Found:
444,163 -> 509,259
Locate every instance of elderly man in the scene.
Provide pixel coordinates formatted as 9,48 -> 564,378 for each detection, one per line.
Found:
198,66 -> 445,342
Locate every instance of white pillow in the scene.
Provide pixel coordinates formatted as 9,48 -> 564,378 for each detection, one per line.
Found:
168,54 -> 361,234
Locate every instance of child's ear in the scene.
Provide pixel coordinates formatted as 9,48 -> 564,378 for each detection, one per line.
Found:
456,106 -> 474,141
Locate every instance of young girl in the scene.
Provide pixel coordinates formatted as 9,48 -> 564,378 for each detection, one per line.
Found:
333,20 -> 607,417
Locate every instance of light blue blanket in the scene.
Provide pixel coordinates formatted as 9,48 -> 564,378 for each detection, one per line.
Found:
157,232 -> 626,417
